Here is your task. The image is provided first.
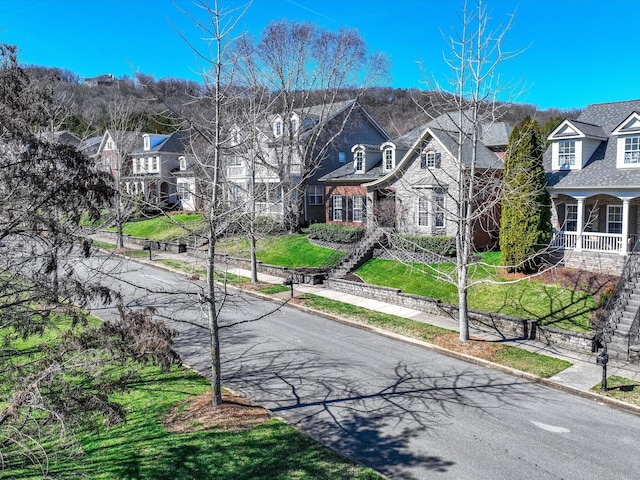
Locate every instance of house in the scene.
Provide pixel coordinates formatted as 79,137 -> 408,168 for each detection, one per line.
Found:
122,131 -> 195,210
95,129 -> 141,180
545,99 -> 640,272
83,73 -> 116,87
224,99 -> 388,225
320,112 -> 510,250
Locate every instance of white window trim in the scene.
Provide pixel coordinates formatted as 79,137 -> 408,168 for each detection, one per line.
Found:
417,197 -> 429,227
607,204 -> 623,234
565,204 -> 578,232
558,140 -> 576,168
616,135 -> 640,168
333,195 -> 344,222
434,192 -> 445,228
354,150 -> 365,173
383,147 -> 395,172
352,195 -> 365,223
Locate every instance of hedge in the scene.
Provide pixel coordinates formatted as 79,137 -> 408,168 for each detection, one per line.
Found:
307,223 -> 365,243
393,235 -> 456,256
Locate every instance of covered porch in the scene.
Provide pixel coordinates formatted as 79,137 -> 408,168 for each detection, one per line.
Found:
550,193 -> 640,255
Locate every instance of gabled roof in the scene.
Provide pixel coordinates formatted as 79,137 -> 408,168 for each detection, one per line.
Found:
132,131 -> 191,155
97,129 -> 147,154
547,119 -> 607,140
266,99 -> 389,142
545,99 -> 640,189
364,126 -> 502,188
426,110 -> 512,148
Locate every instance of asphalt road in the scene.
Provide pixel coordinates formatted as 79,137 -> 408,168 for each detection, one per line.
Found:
84,253 -> 640,480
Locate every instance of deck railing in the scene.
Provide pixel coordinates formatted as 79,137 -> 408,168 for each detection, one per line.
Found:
552,231 -> 639,253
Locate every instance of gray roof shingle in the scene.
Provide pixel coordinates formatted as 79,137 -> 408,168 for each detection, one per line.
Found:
545,99 -> 640,189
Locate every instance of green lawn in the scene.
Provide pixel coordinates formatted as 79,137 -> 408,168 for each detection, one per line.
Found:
2,318 -> 380,479
217,234 -> 345,268
356,257 -> 595,333
591,376 -> 640,406
108,213 -> 206,241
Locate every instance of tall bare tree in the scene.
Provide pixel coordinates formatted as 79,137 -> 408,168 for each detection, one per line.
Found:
238,20 -> 388,232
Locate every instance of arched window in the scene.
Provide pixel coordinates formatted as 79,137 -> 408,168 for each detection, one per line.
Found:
354,149 -> 365,173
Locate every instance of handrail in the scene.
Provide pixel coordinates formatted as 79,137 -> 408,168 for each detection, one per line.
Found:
596,236 -> 640,356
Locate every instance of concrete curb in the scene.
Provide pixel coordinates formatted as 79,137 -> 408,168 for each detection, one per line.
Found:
112,252 -> 640,417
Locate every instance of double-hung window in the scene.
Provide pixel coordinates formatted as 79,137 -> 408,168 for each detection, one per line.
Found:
434,192 -> 445,228
354,150 -> 365,173
558,140 -> 575,167
565,204 -> 578,232
383,148 -> 394,171
352,195 -> 365,223
417,197 -> 429,226
607,205 -> 623,234
306,185 -> 324,205
332,195 -> 344,222
624,136 -> 640,164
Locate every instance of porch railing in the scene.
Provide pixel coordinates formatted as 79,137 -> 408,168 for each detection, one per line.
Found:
552,231 -> 639,253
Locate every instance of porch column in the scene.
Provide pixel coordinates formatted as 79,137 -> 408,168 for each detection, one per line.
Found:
576,198 -> 585,251
621,198 -> 630,256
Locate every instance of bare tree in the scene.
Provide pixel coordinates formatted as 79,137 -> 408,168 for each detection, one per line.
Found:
238,20 -> 389,232
374,1 -> 523,341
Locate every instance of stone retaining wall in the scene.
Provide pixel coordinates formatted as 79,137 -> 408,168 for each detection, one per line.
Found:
325,277 -> 595,354
97,230 -> 186,253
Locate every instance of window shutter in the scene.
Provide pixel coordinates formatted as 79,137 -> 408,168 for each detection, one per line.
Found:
348,196 -> 353,223
435,153 -> 442,168
329,195 -> 334,221
420,153 -> 426,169
340,195 -> 346,222
362,196 -> 367,223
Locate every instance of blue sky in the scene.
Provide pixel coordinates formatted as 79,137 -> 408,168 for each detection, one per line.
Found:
1,0 -> 639,110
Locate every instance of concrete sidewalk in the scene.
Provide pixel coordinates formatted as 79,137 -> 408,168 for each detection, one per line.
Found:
93,234 -> 640,406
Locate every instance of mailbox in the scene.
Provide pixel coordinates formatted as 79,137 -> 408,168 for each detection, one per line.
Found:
596,352 -> 609,366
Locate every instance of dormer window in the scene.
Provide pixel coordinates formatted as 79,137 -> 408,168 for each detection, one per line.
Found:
290,116 -> 298,133
179,156 -> 187,171
624,136 -> 640,164
379,141 -> 396,172
354,149 -> 365,173
143,134 -> 150,151
558,140 -> 576,167
274,117 -> 283,137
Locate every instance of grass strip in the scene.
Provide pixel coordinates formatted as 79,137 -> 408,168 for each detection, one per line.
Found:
298,293 -> 571,378
590,376 -> 640,406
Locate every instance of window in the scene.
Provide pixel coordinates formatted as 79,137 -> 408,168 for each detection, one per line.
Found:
565,204 -> 578,232
352,195 -> 365,223
179,156 -> 187,171
607,205 -> 623,234
290,117 -> 298,133
149,156 -> 159,172
420,151 -> 439,169
624,137 -> 640,164
558,140 -> 575,167
331,195 -> 345,222
354,150 -> 365,173
383,147 -> 394,171
274,120 -> 282,137
339,152 -> 346,164
143,135 -> 150,151
177,182 -> 192,202
307,185 -> 324,205
417,197 -> 429,226
434,192 -> 445,228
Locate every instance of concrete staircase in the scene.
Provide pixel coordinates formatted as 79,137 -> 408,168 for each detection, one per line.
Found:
599,253 -> 640,362
329,228 -> 387,279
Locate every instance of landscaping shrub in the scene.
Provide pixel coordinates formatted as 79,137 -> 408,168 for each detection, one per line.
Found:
394,235 -> 456,256
307,223 -> 365,243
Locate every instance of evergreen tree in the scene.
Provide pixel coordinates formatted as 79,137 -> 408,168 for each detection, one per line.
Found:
500,118 -> 552,272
